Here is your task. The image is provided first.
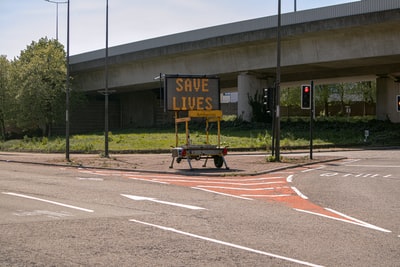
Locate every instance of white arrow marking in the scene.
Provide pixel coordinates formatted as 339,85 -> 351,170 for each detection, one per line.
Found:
121,194 -> 206,210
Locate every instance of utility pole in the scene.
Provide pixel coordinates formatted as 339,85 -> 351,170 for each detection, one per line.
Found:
104,0 -> 110,158
65,0 -> 70,161
274,0 -> 282,161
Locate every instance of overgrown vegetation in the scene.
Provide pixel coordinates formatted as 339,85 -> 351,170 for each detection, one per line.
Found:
0,116 -> 398,153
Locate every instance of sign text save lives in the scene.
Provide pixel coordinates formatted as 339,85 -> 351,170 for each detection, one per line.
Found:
165,75 -> 220,111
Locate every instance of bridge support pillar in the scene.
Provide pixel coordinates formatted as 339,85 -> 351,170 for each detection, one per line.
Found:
376,77 -> 400,123
237,73 -> 266,122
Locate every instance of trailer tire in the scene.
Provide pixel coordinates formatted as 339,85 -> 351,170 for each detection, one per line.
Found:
213,156 -> 224,168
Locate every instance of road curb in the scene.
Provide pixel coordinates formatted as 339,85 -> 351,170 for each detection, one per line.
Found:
0,156 -> 346,177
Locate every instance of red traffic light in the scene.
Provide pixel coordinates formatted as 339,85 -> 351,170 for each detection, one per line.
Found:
301,85 -> 311,109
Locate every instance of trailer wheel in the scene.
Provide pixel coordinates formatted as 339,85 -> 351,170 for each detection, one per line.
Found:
213,156 -> 224,168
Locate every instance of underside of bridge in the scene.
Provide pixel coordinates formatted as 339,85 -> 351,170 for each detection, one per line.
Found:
69,2 -> 400,132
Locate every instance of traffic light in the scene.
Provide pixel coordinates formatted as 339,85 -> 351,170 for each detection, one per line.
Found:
263,87 -> 273,112
397,95 -> 400,112
301,85 -> 311,109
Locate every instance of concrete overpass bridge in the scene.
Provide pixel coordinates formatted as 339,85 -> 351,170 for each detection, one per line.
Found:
70,0 -> 400,130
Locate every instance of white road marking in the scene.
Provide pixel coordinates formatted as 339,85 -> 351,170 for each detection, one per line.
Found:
295,208 -> 391,233
126,176 -> 169,184
129,219 -> 325,267
346,164 -> 400,168
13,210 -> 73,219
192,187 -> 253,200
121,194 -> 205,210
77,177 -> 104,181
286,174 -> 294,183
197,185 -> 283,191
2,192 -> 94,213
291,187 -> 308,199
325,208 -> 392,233
341,159 -> 361,165
241,194 -> 292,198
301,166 -> 326,173
157,180 -> 285,186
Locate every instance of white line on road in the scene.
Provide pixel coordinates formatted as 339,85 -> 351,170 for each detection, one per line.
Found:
2,192 -> 94,213
126,176 -> 170,184
346,164 -> 400,168
121,194 -> 205,210
325,208 -> 392,233
291,187 -> 309,199
301,166 -> 326,173
295,208 -> 391,233
129,219 -> 324,267
192,187 -> 253,200
196,185 -> 286,191
76,177 -> 104,181
241,194 -> 292,198
341,159 -> 361,165
159,180 -> 285,186
286,174 -> 294,183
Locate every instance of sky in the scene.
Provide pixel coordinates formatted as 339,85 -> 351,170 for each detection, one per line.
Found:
0,0 -> 359,60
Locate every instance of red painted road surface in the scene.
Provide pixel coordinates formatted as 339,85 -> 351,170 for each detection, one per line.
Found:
78,165 -> 391,232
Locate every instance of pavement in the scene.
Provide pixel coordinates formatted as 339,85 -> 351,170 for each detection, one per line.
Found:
0,150 -> 345,176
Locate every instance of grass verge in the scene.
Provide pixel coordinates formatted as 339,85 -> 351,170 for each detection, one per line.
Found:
0,117 -> 399,153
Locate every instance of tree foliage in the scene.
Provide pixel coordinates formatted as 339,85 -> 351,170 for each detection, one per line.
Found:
248,90 -> 271,123
8,38 -> 67,136
0,55 -> 11,140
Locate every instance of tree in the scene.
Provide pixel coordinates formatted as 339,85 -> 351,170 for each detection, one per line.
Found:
355,81 -> 376,116
0,55 -> 11,140
248,90 -> 268,123
280,86 -> 300,118
9,38 -> 66,136
315,84 -> 331,116
335,83 -> 355,115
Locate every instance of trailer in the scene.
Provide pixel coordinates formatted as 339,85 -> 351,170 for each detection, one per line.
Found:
169,110 -> 229,170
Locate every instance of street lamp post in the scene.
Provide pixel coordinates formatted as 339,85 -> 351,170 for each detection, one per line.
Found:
104,0 -> 109,158
66,0 -> 70,161
274,0 -> 282,161
44,0 -> 68,40
45,0 -> 70,161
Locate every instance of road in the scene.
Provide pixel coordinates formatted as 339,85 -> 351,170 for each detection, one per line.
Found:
0,149 -> 399,266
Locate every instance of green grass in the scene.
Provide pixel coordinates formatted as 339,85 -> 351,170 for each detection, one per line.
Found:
0,116 -> 399,153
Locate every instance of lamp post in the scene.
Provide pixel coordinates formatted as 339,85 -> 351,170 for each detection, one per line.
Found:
274,0 -> 282,161
104,0 -> 109,158
45,0 -> 69,160
66,0 -> 70,161
44,0 -> 68,40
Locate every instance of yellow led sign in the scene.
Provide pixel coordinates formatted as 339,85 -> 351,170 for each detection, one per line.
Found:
165,75 -> 220,111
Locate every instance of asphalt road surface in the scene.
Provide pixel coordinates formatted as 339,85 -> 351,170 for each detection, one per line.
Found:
0,149 -> 399,266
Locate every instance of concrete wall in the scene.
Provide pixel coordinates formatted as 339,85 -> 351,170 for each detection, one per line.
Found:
376,77 -> 400,122
120,90 -> 157,128
68,96 -> 120,134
